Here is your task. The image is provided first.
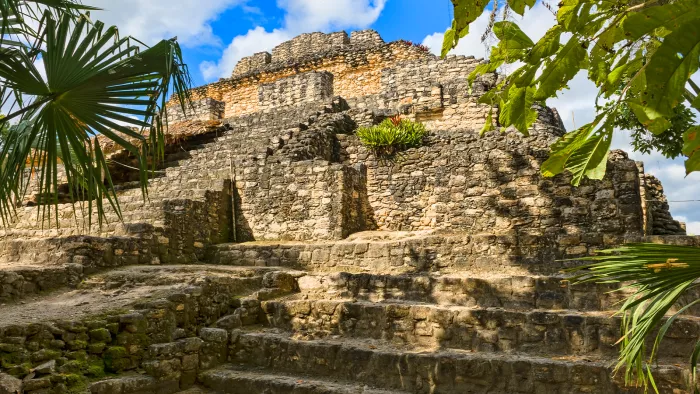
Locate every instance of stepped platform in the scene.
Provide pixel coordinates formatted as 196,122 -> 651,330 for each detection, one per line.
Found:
1,29 -> 698,394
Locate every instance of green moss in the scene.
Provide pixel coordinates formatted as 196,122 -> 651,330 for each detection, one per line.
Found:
89,328 -> 112,342
103,347 -> 129,372
103,346 -> 128,359
63,373 -> 87,394
86,362 -> 105,379
59,360 -> 87,374
1,351 -> 28,367
67,340 -> 88,350
7,363 -> 31,377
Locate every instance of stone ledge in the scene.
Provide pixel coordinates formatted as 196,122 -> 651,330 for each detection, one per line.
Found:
229,331 -> 693,393
261,298 -> 699,360
209,232 -> 700,276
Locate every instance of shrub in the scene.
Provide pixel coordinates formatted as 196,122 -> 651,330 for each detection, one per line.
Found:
397,39 -> 430,53
356,116 -> 427,156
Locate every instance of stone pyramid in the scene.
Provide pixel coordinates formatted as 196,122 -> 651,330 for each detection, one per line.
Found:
0,30 -> 696,394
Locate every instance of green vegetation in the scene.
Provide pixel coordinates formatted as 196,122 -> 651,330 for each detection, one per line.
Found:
0,0 -> 191,225
569,244 -> 700,391
443,0 -> 700,186
356,116 -> 427,156
606,101 -> 697,159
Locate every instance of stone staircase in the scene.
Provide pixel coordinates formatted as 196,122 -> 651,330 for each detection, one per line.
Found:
179,233 -> 697,394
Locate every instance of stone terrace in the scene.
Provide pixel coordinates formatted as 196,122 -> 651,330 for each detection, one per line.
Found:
0,30 -> 697,394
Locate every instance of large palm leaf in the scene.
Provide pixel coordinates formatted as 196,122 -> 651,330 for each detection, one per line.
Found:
568,243 -> 700,393
0,6 -> 191,227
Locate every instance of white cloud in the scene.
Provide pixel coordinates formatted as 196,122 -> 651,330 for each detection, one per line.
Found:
200,27 -> 292,82
280,0 -> 386,33
88,0 -> 246,47
200,0 -> 387,81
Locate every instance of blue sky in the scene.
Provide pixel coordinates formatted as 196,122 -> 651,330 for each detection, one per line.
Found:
86,0 -> 700,233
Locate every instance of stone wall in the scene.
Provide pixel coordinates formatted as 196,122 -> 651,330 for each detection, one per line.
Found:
234,160 -> 367,242
0,271 -> 292,393
339,122 -> 644,240
0,233 -> 161,301
182,32 -> 431,119
7,178 -> 233,261
642,173 -> 687,235
269,32 -> 351,68
258,71 -> 334,111
166,98 -> 225,124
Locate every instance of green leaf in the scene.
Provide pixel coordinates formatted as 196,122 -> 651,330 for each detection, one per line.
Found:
508,0 -> 536,16
0,10 -> 192,225
682,126 -> 700,174
442,0 -> 490,55
527,25 -> 562,63
644,21 -> 700,117
493,21 -> 534,47
534,36 -> 588,100
499,86 -> 537,136
541,114 -> 605,178
511,64 -> 538,87
567,243 -> 700,390
557,0 -> 584,30
467,60 -> 503,86
480,108 -> 495,136
566,126 -> 613,185
588,26 -> 623,89
441,27 -> 456,58
622,0 -> 700,41
628,102 -> 672,135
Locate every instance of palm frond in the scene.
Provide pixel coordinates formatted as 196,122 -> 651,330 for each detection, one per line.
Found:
0,9 -> 191,227
568,243 -> 700,393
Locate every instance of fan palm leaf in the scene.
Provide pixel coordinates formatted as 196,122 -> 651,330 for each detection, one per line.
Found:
568,243 -> 700,393
0,6 -> 191,227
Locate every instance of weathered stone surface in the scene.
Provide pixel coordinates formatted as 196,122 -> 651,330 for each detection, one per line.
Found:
0,373 -> 21,394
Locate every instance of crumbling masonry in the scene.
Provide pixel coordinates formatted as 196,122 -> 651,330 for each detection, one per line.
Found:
0,30 -> 697,394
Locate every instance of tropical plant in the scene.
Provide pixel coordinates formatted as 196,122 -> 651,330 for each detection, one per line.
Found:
568,244 -> 700,392
397,39 -> 431,53
442,0 -> 700,186
0,114 -> 8,141
356,115 -> 427,156
0,0 -> 191,226
605,100 -> 696,159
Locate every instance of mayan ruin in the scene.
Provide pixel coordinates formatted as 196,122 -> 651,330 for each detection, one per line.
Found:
0,29 -> 698,394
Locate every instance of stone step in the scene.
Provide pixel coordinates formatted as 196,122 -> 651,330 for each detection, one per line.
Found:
199,366 -> 409,394
208,234 -> 557,275
297,272 -> 628,312
260,299 -> 700,360
209,233 -> 700,276
229,331 -> 691,393
297,272 -> 700,316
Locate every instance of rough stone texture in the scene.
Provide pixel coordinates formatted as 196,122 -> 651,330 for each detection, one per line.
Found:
212,233 -> 700,276
258,71 -> 334,111
0,267 -> 294,394
642,173 -> 687,235
167,98 -> 225,124
0,373 -> 22,394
